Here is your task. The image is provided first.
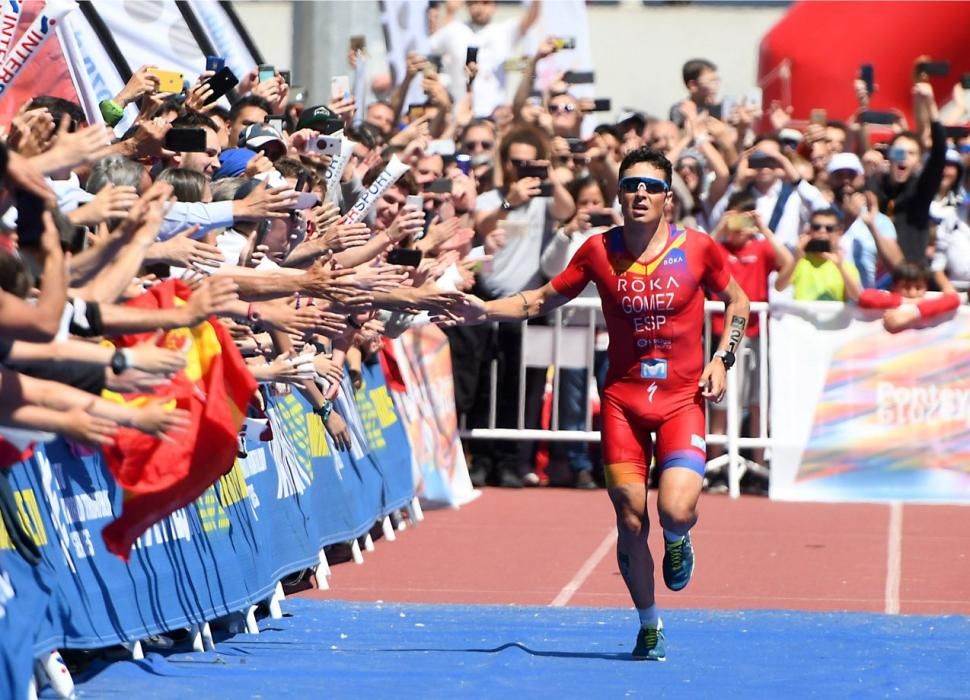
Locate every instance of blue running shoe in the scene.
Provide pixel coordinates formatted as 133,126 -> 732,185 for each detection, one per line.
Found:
663,532 -> 695,591
631,619 -> 666,661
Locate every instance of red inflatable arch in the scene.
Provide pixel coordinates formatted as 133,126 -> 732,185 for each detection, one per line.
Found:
758,1 -> 970,128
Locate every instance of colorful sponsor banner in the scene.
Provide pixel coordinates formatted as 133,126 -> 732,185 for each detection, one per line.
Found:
0,364 -> 419,696
392,325 -> 477,507
769,301 -> 970,503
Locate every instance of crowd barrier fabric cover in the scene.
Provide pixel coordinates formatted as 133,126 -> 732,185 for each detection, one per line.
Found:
769,302 -> 970,503
0,364 -> 415,700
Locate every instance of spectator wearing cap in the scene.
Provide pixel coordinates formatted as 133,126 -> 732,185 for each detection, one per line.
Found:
213,148 -> 257,181
228,95 -> 273,147
296,104 -> 344,136
238,123 -> 287,162
161,112 -> 222,178
828,151 -> 902,289
929,149 -> 970,290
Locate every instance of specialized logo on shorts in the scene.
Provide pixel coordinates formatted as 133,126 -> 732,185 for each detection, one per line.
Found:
640,359 -> 667,380
647,382 -> 658,402
691,434 -> 706,451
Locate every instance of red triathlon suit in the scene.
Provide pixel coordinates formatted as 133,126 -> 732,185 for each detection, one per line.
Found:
550,225 -> 731,486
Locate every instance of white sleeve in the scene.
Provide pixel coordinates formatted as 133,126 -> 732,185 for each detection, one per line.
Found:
709,183 -> 738,229
795,178 -> 831,212
540,229 -> 575,278
157,201 -> 235,241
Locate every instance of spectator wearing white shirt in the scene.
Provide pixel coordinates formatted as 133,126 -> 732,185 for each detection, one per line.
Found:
827,152 -> 902,289
428,0 -> 541,117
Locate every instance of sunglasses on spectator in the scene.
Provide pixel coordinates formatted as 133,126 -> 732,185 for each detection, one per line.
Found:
618,176 -> 669,195
549,103 -> 577,114
463,140 -> 494,150
809,223 -> 838,232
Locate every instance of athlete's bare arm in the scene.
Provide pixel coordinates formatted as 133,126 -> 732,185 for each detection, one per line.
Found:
699,277 -> 750,401
454,282 -> 573,324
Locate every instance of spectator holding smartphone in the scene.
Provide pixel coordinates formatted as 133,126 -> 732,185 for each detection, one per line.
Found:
540,176 -> 619,489
707,193 -> 793,474
670,58 -> 722,127
775,209 -> 861,302
869,81 -> 947,263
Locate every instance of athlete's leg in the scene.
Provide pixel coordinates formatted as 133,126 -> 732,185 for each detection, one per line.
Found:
601,393 -> 655,610
654,406 -> 706,591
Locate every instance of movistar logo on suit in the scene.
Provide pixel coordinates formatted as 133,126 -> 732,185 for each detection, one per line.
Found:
641,359 -> 667,380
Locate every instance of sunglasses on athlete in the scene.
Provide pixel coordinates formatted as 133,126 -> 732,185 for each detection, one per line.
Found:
618,176 -> 669,195
809,223 -> 838,232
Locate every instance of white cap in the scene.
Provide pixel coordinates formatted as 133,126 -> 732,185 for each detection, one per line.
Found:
826,152 -> 864,175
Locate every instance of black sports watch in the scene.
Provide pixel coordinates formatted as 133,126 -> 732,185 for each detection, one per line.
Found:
714,350 -> 735,370
110,348 -> 128,375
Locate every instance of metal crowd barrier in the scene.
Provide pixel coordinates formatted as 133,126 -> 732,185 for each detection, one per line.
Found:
459,298 -> 772,499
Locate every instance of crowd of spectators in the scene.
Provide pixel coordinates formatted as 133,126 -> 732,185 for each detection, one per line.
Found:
0,0 -> 968,500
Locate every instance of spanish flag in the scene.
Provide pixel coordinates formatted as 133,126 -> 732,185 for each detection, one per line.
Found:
100,281 -> 256,560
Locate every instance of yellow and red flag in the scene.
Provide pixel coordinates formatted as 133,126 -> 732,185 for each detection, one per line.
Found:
100,280 -> 256,560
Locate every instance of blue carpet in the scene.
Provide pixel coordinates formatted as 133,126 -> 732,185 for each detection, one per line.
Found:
65,599 -> 970,699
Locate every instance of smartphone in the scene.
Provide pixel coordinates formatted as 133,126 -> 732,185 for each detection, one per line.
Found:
805,238 -> 831,254
258,64 -> 275,83
266,114 -> 286,133
405,195 -> 424,212
726,213 -> 755,231
295,171 -> 310,193
426,54 -> 442,73
455,153 -> 472,176
888,146 -> 907,162
350,35 -> 365,52
387,248 -> 423,267
147,67 -> 184,93
164,128 -> 207,152
552,37 -> 576,50
588,212 -> 614,228
860,64 -> 875,95
517,163 -> 548,179
330,75 -> 350,101
567,138 -> 587,154
917,61 -> 950,77
278,69 -> 291,85
810,108 -> 827,125
14,190 -> 44,247
563,70 -> 594,85
745,87 -> 763,109
591,98 -> 612,112
465,46 -> 478,65
859,110 -> 898,125
427,178 -> 453,194
408,103 -> 428,121
537,182 -> 553,197
303,134 -> 341,156
748,151 -> 775,169
205,56 -> 225,72
943,125 -> 970,139
203,66 -> 239,105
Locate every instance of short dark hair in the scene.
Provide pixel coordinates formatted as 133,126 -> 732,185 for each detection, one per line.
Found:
619,146 -> 672,184
157,167 -> 207,202
229,95 -> 272,123
891,130 -> 925,156
593,123 -> 622,141
274,157 -> 314,184
753,133 -> 782,149
726,191 -> 756,212
26,96 -> 85,133
345,123 -> 382,150
682,59 -> 717,87
171,111 -> 218,132
810,207 -> 844,228
499,122 -> 548,165
568,175 -> 608,204
891,261 -> 931,286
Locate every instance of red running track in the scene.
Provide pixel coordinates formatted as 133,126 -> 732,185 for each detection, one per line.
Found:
299,488 -> 970,616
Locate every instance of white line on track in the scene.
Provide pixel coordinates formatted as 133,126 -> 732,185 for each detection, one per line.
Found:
550,527 -> 618,607
884,501 -> 903,615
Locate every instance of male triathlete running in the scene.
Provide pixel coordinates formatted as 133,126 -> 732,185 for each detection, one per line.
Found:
448,147 -> 750,660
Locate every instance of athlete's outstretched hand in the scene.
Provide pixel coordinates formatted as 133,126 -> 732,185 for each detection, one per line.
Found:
432,293 -> 487,327
699,359 -> 726,403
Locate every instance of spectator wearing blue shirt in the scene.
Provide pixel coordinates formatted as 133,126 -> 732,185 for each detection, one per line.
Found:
828,152 -> 903,288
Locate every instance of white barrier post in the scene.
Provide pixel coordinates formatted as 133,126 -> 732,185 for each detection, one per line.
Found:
34,651 -> 74,699
123,640 -> 144,660
26,675 -> 38,700
725,356 -> 742,499
350,538 -> 365,564
393,510 -> 407,531
189,624 -> 205,652
410,496 -> 425,522
362,532 -> 375,552
268,581 -> 285,618
381,515 -> 397,541
244,605 -> 259,634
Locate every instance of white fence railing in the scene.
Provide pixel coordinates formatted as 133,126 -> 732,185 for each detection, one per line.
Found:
459,299 -> 772,499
